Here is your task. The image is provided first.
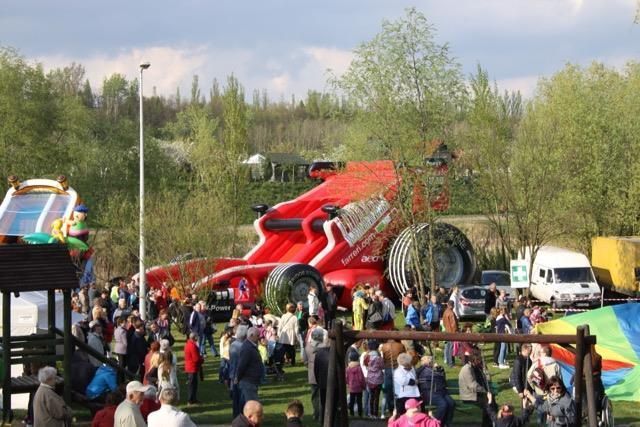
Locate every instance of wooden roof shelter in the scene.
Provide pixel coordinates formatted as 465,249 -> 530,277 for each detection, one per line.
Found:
0,244 -> 77,422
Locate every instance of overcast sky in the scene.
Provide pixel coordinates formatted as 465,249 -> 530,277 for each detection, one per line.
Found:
1,0 -> 638,100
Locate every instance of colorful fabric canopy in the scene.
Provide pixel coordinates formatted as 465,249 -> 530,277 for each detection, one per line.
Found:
535,303 -> 640,401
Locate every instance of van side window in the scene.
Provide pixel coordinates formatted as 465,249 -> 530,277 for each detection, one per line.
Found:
539,268 -> 546,279
546,270 -> 553,284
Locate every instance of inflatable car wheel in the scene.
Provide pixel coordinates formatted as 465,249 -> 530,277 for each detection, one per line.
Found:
264,264 -> 324,315
387,222 -> 475,296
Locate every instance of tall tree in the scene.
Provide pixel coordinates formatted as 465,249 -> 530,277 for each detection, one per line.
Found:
220,75 -> 249,255
334,7 -> 467,297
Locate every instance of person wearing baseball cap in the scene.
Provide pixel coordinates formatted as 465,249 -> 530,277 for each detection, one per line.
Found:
387,398 -> 441,427
113,380 -> 150,426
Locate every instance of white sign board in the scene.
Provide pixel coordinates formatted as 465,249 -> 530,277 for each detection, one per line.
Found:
510,260 -> 530,288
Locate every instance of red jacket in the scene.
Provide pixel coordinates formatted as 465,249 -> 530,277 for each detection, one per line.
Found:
184,339 -> 203,373
91,405 -> 116,427
140,397 -> 161,421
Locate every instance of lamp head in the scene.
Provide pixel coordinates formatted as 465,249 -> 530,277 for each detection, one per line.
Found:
139,62 -> 151,70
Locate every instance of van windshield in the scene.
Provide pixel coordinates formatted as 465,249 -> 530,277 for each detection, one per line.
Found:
553,267 -> 594,283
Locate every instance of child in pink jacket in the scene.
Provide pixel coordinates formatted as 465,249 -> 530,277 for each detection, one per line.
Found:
346,352 -> 366,417
388,398 -> 441,427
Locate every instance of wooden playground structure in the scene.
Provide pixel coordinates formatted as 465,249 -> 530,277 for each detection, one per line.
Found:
323,321 -> 599,427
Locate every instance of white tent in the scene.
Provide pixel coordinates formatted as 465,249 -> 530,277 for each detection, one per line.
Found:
0,291 -> 85,409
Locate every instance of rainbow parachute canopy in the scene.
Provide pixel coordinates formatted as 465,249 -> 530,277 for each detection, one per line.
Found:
536,303 -> 640,401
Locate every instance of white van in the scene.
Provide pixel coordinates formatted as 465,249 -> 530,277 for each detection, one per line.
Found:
530,246 -> 600,308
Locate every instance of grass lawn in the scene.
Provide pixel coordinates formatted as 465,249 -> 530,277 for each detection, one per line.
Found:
63,311 -> 639,426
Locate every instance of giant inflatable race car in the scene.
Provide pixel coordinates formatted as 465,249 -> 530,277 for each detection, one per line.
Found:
142,148 -> 476,316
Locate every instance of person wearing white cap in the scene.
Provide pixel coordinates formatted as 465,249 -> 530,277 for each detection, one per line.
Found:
87,320 -> 106,367
147,387 -> 196,427
114,380 -> 150,427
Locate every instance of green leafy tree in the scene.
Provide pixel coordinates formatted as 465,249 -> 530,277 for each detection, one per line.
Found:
334,7 -> 467,297
219,75 -> 250,255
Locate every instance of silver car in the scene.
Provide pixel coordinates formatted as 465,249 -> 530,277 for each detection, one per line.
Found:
457,284 -> 516,319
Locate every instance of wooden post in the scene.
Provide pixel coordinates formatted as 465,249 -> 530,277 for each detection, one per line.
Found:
48,289 -> 56,356
574,325 -> 586,424
583,325 -> 597,427
334,321 -> 348,427
323,331 -> 338,427
62,290 -> 72,404
2,291 -> 11,421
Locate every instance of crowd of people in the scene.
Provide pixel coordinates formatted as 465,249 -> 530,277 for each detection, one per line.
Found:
24,277 -> 605,427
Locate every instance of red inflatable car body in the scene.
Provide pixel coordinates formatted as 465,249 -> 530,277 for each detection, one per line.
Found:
141,157 -> 475,316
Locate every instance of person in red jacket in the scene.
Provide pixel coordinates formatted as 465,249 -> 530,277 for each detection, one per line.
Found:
184,332 -> 204,404
91,390 -> 124,427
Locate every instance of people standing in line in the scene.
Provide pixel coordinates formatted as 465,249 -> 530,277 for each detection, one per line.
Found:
380,291 -> 397,330
359,341 -> 371,418
113,298 -> 132,324
147,387 -> 196,427
514,296 -> 528,333
139,386 -> 161,423
179,298 -> 194,336
219,325 -> 235,388
91,390 -> 124,427
157,351 -> 179,398
295,302 -> 309,361
87,320 -> 106,367
308,286 -> 320,317
405,301 -> 422,330
352,290 -> 369,331
392,353 -> 420,417
313,345 -> 332,425
401,290 -> 413,317
235,327 -> 264,409
496,308 -> 513,369
33,367 -> 72,427
303,328 -> 326,421
484,283 -> 498,319
127,319 -> 150,380
277,303 -> 299,368
231,400 -> 264,427
459,354 -> 492,427
114,316 -> 129,383
345,339 -> 362,365
380,335 -> 405,416
229,325 -> 248,417
202,302 -> 219,357
346,350 -> 366,417
144,351 -> 160,387
442,301 -> 458,367
529,377 -> 576,427
366,291 -> 384,330
323,283 -> 338,329
510,344 -> 532,400
189,302 -> 206,356
519,308 -> 533,335
365,340 -> 384,418
114,380 -> 150,427
526,345 -> 562,397
183,332 -> 204,405
416,355 -> 455,427
448,286 -> 462,319
422,295 -> 441,332
495,289 -> 511,314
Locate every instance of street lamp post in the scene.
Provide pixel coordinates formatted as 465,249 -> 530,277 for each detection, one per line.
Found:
139,61 -> 150,320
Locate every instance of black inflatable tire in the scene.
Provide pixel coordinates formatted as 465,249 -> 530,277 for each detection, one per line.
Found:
387,222 -> 475,296
264,264 -> 324,315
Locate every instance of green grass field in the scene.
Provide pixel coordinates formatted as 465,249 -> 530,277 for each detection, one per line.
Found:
63,311 -> 639,426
